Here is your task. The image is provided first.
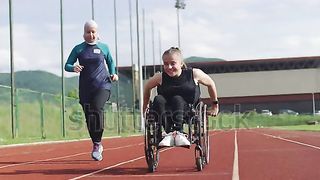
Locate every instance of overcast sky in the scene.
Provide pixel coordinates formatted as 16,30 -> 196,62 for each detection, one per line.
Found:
1,0 -> 320,76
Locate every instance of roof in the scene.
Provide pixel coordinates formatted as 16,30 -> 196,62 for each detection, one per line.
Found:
118,56 -> 320,77
186,56 -> 320,74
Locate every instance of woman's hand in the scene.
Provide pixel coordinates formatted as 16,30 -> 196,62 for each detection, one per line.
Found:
73,65 -> 84,73
111,74 -> 119,81
208,104 -> 219,117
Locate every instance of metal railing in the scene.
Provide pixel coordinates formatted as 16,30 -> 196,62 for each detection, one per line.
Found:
0,85 -> 141,144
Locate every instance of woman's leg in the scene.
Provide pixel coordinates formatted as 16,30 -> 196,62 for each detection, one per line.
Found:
152,95 -> 175,147
152,95 -> 172,133
82,89 -> 110,143
170,95 -> 188,132
170,95 -> 190,146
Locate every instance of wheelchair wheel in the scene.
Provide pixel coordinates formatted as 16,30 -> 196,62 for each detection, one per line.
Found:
144,110 -> 160,172
196,157 -> 203,171
194,101 -> 209,171
201,103 -> 210,164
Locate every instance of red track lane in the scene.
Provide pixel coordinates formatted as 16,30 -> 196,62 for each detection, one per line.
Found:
86,130 -> 235,180
0,130 -> 235,180
1,129 -> 319,180
237,129 -> 320,180
252,128 -> 320,147
0,136 -> 145,180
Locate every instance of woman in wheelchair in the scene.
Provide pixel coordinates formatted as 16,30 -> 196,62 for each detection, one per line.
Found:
143,47 -> 219,147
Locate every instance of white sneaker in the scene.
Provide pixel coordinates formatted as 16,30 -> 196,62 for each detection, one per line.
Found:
158,132 -> 174,147
175,132 -> 190,147
92,142 -> 103,161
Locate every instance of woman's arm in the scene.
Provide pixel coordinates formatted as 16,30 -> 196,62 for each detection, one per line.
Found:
193,68 -> 219,116
64,46 -> 78,72
65,44 -> 85,73
143,73 -> 162,114
98,42 -> 118,81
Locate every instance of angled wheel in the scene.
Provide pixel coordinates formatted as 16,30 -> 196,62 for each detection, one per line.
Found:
144,109 -> 160,172
201,103 -> 210,164
194,102 -> 204,170
194,101 -> 210,170
196,157 -> 203,171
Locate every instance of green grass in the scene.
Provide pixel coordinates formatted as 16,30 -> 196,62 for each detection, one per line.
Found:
2,95 -> 320,146
272,124 -> 320,131
208,112 -> 320,130
0,98 -> 142,145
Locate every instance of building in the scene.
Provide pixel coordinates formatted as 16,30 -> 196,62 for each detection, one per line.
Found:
119,56 -> 320,114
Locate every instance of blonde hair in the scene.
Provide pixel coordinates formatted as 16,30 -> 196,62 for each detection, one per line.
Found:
162,47 -> 187,69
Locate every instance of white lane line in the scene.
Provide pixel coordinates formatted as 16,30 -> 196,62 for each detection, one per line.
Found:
232,130 -> 240,180
70,132 -> 222,180
105,143 -> 143,151
0,136 -> 123,149
0,152 -> 88,169
0,138 -> 91,149
0,143 -> 143,169
91,172 -> 230,178
70,156 -> 144,180
69,148 -> 173,180
0,131 -> 222,170
261,133 -> 320,150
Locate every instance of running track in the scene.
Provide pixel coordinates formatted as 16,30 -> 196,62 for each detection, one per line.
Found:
0,129 -> 320,180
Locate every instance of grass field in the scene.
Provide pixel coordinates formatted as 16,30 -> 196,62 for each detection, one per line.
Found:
0,99 -> 141,145
207,112 -> 320,130
272,124 -> 320,131
1,99 -> 320,146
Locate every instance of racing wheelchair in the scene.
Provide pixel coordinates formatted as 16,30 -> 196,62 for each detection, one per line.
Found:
144,101 -> 210,172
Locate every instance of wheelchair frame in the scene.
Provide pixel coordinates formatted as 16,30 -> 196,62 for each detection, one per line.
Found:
144,101 -> 210,172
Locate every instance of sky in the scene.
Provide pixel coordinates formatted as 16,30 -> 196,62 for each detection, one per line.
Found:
1,0 -> 320,76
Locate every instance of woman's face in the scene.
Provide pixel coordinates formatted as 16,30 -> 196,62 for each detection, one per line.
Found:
162,53 -> 183,77
83,26 -> 98,43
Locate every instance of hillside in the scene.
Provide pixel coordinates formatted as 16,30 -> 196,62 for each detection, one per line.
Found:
0,55 -> 222,106
0,71 -> 78,94
185,56 -> 225,63
0,70 -> 134,107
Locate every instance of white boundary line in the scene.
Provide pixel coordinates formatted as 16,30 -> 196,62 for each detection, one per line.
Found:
232,130 -> 240,180
91,172 -> 229,178
69,131 -> 223,180
0,151 -> 89,169
261,132 -> 320,150
0,130 -> 223,178
69,156 -> 145,180
0,138 -> 90,149
0,143 -> 143,169
0,136 -> 123,149
0,131 -> 223,170
69,148 -> 173,180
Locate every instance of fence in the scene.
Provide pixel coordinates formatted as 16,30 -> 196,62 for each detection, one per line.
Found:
0,85 -> 142,145
1,85 -> 319,145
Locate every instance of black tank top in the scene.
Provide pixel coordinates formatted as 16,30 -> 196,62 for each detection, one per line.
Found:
157,68 -> 200,104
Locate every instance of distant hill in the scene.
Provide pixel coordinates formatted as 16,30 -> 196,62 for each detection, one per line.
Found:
0,70 -> 78,94
0,55 -> 222,106
0,70 -> 134,107
185,56 -> 225,63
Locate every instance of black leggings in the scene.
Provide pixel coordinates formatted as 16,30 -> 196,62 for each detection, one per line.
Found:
81,89 -> 110,143
151,95 -> 188,133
